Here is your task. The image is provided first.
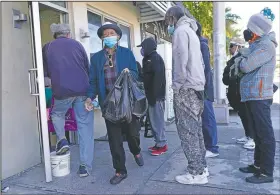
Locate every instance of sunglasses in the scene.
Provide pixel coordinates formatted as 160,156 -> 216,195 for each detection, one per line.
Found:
229,44 -> 236,48
108,54 -> 113,68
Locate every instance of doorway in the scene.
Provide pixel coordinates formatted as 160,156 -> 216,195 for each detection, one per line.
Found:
38,3 -> 73,148
27,2 -> 69,182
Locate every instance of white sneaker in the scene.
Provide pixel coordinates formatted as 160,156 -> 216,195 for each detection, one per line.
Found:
243,138 -> 255,150
236,136 -> 249,144
205,150 -> 219,158
175,172 -> 208,185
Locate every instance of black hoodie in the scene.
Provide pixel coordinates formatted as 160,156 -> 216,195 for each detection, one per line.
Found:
140,37 -> 166,106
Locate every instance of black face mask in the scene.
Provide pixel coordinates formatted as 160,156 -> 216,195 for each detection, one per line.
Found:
243,29 -> 253,42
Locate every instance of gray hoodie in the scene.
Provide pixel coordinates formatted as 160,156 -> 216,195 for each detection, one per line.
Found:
172,16 -> 205,94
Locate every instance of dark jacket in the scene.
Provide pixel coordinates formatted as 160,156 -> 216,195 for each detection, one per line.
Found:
223,53 -> 243,111
199,36 -> 214,102
87,46 -> 138,108
223,53 -> 241,86
43,37 -> 90,100
140,38 -> 166,106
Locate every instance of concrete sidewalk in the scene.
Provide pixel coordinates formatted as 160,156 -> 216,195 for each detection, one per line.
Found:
2,108 -> 280,194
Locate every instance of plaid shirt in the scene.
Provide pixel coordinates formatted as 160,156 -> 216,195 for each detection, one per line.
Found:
239,32 -> 277,102
104,49 -> 118,95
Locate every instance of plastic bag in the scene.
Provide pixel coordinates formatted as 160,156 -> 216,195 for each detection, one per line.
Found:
103,71 -> 132,123
103,70 -> 148,124
128,73 -> 148,118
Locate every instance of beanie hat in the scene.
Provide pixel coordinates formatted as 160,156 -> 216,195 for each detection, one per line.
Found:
247,7 -> 275,36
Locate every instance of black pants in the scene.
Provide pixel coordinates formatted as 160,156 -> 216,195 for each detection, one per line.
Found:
246,99 -> 275,176
238,102 -> 253,138
105,116 -> 141,174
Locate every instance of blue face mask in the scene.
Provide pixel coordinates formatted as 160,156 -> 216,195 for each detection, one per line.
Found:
140,48 -> 144,56
168,25 -> 175,35
103,36 -> 118,48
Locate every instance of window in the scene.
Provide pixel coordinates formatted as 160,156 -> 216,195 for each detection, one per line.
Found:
87,10 -> 132,54
104,18 -> 117,25
87,11 -> 102,55
119,24 -> 131,48
50,1 -> 66,8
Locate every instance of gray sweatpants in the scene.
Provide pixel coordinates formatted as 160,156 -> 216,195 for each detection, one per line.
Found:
148,100 -> 167,147
173,87 -> 207,175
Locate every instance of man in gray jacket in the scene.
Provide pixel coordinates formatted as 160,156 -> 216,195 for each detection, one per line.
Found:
165,6 -> 208,185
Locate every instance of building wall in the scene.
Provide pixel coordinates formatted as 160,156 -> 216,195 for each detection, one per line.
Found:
1,2 -> 41,179
70,2 -> 141,58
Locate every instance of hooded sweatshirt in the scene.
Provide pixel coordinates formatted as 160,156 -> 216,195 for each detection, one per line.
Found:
172,15 -> 205,94
239,31 -> 278,102
141,37 -> 166,105
199,36 -> 214,102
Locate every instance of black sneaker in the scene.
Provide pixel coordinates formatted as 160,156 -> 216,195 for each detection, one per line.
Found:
56,138 -> 70,155
246,173 -> 274,184
110,173 -> 127,185
239,164 -> 260,174
134,153 -> 144,166
78,165 -> 89,178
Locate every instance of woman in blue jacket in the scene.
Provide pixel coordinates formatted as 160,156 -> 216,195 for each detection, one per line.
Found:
85,22 -> 144,185
238,8 -> 277,184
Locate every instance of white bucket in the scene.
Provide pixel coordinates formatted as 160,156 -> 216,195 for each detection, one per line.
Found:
50,151 -> 70,177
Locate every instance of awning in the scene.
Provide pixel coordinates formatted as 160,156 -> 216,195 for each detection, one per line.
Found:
137,2 -> 174,23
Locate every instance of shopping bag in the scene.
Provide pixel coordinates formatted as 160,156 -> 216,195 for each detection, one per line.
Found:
127,72 -> 148,118
47,97 -> 77,132
103,71 -> 132,123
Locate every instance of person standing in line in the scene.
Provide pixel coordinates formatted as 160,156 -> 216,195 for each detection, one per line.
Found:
85,22 -> 144,185
222,37 -> 255,150
42,23 -> 94,178
196,22 -> 219,158
165,6 -> 208,185
137,37 -> 167,156
238,8 -> 277,184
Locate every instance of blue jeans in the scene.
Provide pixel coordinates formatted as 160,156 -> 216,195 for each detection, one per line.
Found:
246,99 -> 275,176
51,96 -> 94,169
202,100 -> 219,153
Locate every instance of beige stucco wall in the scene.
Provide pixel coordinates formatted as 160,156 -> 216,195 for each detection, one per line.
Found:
1,2 -> 41,179
70,2 -> 141,58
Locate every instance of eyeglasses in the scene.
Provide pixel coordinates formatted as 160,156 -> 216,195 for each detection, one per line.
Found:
229,43 -> 235,48
108,54 -> 113,68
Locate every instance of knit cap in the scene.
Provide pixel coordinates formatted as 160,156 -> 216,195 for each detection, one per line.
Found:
247,7 -> 275,36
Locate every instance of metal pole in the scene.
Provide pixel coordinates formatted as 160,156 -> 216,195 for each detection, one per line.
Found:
31,2 -> 52,182
213,2 -> 227,104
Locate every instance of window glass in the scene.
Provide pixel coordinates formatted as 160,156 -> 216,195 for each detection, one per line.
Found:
104,18 -> 117,25
119,24 -> 131,49
87,11 -> 102,55
50,1 -> 66,8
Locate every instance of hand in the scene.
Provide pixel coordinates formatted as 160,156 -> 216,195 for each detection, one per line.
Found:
124,68 -> 130,73
85,98 -> 94,111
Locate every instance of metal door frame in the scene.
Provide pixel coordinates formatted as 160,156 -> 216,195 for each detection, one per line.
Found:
29,2 -> 52,182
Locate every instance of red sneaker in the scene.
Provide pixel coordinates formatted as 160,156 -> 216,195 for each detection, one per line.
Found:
148,145 -> 158,152
151,145 -> 168,156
